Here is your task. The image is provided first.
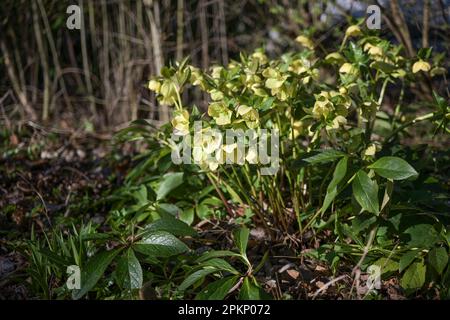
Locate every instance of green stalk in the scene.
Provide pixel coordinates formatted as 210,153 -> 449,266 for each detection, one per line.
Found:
385,112 -> 436,143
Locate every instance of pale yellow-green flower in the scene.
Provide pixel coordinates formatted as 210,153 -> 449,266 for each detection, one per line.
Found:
412,60 -> 431,73
392,69 -> 407,79
295,35 -> 315,50
148,79 -> 161,93
171,109 -> 190,135
430,67 -> 446,77
364,144 -> 377,156
209,89 -> 224,101
288,59 -> 309,74
339,63 -> 358,75
237,105 -> 259,128
326,115 -> 347,131
211,66 -> 224,79
159,80 -> 177,106
251,51 -> 268,65
325,52 -> 345,64
189,66 -> 207,89
208,102 -> 232,126
291,120 -> 306,139
364,43 -> 383,57
313,91 -> 334,119
345,25 -> 361,37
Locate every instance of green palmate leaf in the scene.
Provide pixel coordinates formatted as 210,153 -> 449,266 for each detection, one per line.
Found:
352,170 -> 379,214
401,261 -> 426,291
368,157 -> 418,180
156,172 -> 184,200
302,149 -> 346,165
233,227 -> 250,256
399,251 -> 419,273
201,258 -> 240,275
134,231 -> 189,257
320,156 -> 348,214
428,247 -> 449,275
145,215 -> 196,237
179,268 -> 218,291
196,250 -> 242,263
195,276 -> 239,300
72,249 -> 121,300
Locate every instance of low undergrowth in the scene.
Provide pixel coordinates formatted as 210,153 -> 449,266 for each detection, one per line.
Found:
1,24 -> 450,300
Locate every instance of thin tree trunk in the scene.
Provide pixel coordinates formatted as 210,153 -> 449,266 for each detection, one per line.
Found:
176,0 -> 184,61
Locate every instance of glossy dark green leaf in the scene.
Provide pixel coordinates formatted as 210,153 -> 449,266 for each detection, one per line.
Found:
201,258 -> 239,275
238,277 -> 269,300
321,156 -> 348,213
156,172 -> 184,200
352,170 -> 379,214
302,149 -> 346,165
195,276 -> 239,300
134,231 -> 189,257
179,268 -> 217,291
368,157 -> 418,180
126,249 -> 143,289
233,227 -> 250,256
196,250 -> 242,263
145,215 -> 196,237
72,249 -> 121,300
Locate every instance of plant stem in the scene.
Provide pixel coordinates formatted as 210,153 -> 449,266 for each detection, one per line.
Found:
385,112 -> 436,143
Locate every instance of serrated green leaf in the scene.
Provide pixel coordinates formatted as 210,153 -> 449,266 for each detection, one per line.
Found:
302,149 -> 346,165
134,231 -> 189,257
352,170 -> 379,214
368,157 -> 418,180
145,215 -> 196,237
126,249 -> 143,289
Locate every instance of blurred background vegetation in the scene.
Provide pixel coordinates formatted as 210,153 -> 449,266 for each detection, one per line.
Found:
0,0 -> 449,131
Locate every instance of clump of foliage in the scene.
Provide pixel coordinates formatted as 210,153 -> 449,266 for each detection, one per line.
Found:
20,25 -> 450,300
